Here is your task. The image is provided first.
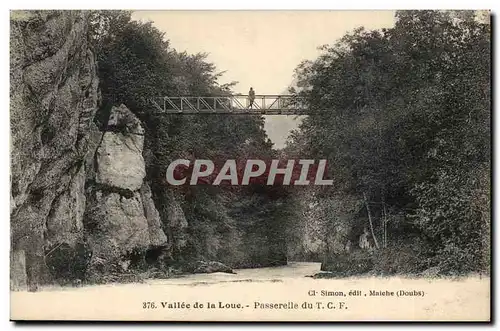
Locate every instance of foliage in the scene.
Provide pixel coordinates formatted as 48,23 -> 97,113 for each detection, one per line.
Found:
89,11 -> 294,269
288,10 -> 490,274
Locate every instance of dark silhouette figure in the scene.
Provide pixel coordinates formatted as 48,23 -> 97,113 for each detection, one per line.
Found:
248,87 -> 256,109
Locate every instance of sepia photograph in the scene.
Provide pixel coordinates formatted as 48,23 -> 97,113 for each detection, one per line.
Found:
9,8 -> 491,322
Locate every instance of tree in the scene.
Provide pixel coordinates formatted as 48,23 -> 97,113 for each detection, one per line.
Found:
90,11 -> 295,268
288,10 -> 490,274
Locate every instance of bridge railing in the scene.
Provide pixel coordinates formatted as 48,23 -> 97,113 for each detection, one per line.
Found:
150,95 -> 309,114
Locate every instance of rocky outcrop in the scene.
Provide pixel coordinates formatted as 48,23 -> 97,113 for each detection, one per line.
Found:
10,10 -> 99,290
10,250 -> 28,291
188,261 -> 235,274
85,105 -> 168,272
165,190 -> 188,254
141,184 -> 169,247
10,12 -> 168,289
96,105 -> 146,191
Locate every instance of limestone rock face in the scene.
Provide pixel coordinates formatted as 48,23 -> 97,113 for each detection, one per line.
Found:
45,166 -> 86,246
107,104 -> 144,135
95,105 -> 146,191
88,192 -> 150,256
86,105 -> 167,269
89,186 -> 168,257
10,10 -> 168,286
96,132 -> 145,191
10,10 -> 99,289
166,190 -> 189,252
140,184 -> 169,247
10,250 -> 27,291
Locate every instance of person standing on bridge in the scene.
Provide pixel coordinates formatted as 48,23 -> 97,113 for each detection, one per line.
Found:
248,87 -> 256,109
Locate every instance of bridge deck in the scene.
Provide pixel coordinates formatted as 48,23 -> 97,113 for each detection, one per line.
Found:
150,95 -> 320,115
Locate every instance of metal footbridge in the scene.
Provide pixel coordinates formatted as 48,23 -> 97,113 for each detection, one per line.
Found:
150,95 -> 315,115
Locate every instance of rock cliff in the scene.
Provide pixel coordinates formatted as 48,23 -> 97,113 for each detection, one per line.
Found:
10,11 -> 167,290
85,105 -> 168,274
10,10 -> 99,290
10,10 -> 292,290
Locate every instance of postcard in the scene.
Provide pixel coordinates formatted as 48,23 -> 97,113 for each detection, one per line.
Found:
10,9 -> 491,322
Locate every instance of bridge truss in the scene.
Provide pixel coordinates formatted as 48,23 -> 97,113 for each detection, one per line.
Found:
150,95 -> 316,115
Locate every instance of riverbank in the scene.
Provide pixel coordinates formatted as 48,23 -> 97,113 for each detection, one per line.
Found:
11,262 -> 490,321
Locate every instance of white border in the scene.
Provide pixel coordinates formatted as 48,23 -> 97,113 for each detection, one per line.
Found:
4,0 -> 499,10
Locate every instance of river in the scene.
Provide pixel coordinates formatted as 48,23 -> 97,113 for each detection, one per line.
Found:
10,262 -> 489,321
147,261 -> 321,286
